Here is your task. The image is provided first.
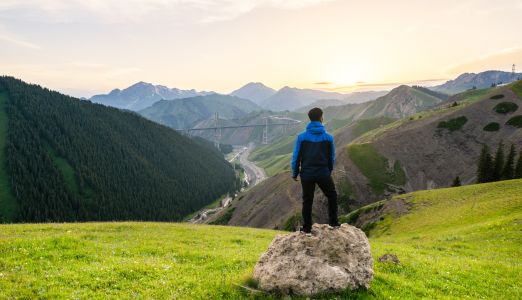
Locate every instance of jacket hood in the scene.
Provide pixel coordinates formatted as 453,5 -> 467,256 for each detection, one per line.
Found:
306,121 -> 325,135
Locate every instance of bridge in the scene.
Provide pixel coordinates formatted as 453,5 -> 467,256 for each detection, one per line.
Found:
177,113 -> 302,146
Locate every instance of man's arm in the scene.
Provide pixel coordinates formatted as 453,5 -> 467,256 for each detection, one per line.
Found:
291,135 -> 302,179
328,134 -> 335,174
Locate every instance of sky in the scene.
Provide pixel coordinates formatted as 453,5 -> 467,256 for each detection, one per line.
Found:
1,0 -> 521,97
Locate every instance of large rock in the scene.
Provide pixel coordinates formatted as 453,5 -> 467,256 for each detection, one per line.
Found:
253,223 -> 373,296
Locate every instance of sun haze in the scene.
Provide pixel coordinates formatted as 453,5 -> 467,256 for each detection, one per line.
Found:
1,0 -> 521,97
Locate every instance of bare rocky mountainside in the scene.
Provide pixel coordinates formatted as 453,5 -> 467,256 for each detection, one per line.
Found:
204,81 -> 522,230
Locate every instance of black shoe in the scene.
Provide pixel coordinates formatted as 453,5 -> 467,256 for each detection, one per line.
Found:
329,222 -> 341,228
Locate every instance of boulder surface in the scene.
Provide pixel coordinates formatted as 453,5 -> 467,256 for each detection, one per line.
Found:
253,223 -> 373,296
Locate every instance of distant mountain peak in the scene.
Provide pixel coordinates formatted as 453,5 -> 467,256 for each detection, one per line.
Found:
230,82 -> 277,105
90,82 -> 214,111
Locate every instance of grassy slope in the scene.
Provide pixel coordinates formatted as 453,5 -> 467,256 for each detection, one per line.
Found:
347,143 -> 406,195
347,179 -> 522,299
0,91 -> 16,222
1,180 -> 520,299
511,80 -> 522,98
0,223 -> 280,299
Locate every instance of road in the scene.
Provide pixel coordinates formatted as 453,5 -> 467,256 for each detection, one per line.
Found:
238,144 -> 266,187
189,144 -> 266,224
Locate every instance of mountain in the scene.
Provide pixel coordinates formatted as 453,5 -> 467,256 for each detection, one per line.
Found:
0,77 -> 238,223
323,85 -> 446,121
90,81 -> 213,111
337,81 -> 522,206
138,94 -> 261,130
431,70 -> 522,94
229,82 -> 276,104
206,81 -> 522,229
260,86 -> 347,111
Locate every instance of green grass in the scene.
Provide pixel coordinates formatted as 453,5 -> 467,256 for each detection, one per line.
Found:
256,153 -> 291,177
483,122 -> 500,131
1,180 -> 521,299
342,179 -> 522,299
0,223 -> 281,299
0,91 -> 16,223
249,135 -> 295,162
452,87 -> 493,104
347,143 -> 406,195
510,80 -> 522,98
493,102 -> 518,114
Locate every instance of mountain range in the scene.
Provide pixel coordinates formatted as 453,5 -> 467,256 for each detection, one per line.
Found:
90,81 -> 213,111
431,70 -> 522,94
138,94 -> 261,129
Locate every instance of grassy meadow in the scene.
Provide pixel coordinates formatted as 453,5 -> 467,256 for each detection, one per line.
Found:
1,179 -> 521,299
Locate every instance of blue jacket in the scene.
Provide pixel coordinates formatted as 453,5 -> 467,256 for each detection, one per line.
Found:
291,121 -> 335,180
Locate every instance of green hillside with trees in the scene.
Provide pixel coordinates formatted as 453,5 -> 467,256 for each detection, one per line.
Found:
0,77 -> 238,223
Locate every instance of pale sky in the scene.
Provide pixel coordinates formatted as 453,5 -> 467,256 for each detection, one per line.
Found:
1,0 -> 521,97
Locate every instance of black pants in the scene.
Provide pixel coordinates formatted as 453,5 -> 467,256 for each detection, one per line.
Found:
301,175 -> 338,230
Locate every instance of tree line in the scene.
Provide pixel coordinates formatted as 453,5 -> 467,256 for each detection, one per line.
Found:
0,76 -> 239,223
477,142 -> 522,183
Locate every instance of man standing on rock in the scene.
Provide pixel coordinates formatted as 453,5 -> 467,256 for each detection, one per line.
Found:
292,107 -> 340,233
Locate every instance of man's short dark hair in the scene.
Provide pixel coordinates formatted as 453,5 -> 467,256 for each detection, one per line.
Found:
308,107 -> 323,122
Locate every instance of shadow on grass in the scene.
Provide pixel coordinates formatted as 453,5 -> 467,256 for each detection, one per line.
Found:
237,276 -> 376,299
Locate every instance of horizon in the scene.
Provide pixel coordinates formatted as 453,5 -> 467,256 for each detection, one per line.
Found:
1,0 -> 522,97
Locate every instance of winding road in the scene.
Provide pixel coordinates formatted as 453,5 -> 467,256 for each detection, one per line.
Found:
238,144 -> 266,187
189,144 -> 266,224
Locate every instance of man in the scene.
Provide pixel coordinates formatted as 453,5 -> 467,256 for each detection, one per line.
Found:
291,107 -> 340,234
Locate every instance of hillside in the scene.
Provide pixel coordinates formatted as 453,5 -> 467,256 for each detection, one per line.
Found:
1,180 -> 520,298
0,77 -> 237,223
138,94 -> 261,130
90,81 -> 213,111
338,81 -> 522,206
431,70 -> 522,94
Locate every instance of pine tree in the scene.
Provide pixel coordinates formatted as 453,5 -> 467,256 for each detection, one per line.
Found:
492,141 -> 505,181
502,144 -> 516,180
452,176 -> 461,187
515,148 -> 522,179
477,144 -> 493,183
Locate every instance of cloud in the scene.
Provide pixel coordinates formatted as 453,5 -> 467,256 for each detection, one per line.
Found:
314,81 -> 331,85
1,62 -> 143,97
447,46 -> 522,75
0,0 -> 334,24
0,28 -> 41,49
